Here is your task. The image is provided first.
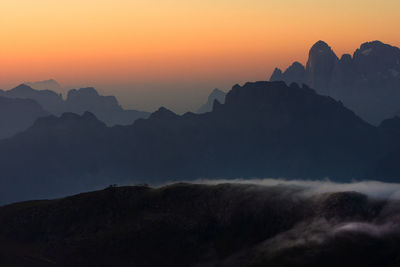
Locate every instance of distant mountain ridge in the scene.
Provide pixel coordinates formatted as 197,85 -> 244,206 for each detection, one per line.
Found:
25,79 -> 62,92
0,84 -> 64,114
270,40 -> 400,124
65,87 -> 150,126
0,83 -> 150,127
2,81 -> 399,204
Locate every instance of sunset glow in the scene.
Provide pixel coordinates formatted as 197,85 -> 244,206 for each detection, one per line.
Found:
1,0 -> 399,111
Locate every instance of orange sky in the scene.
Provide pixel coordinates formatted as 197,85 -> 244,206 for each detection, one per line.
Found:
0,0 -> 399,112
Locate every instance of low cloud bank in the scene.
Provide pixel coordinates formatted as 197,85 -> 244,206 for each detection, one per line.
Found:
187,178 -> 400,199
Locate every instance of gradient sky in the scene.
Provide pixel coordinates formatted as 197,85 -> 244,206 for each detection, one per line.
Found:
1,0 -> 399,112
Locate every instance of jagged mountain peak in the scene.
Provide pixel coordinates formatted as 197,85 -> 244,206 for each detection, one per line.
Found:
269,68 -> 283,81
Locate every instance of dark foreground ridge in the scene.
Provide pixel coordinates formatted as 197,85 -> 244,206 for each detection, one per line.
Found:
1,81 -> 400,204
0,183 -> 399,267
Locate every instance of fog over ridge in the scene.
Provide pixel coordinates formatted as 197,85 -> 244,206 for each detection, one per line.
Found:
179,178 -> 400,199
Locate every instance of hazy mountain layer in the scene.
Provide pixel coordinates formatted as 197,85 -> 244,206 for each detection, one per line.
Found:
0,84 -> 149,127
25,79 -> 62,92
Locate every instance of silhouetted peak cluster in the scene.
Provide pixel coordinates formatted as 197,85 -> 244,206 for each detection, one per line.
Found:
270,40 -> 400,124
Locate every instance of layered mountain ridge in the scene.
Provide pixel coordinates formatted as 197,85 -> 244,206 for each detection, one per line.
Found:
0,84 -> 150,127
1,81 -> 398,204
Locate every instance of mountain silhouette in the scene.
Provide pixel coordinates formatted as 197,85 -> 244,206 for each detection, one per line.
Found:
270,40 -> 400,124
0,81 -> 394,204
0,84 -> 65,114
65,87 -> 150,125
0,84 -> 149,127
197,88 -> 226,113
0,96 -> 49,139
270,62 -> 306,86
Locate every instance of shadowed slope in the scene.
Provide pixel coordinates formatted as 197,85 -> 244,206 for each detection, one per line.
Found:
0,183 -> 398,267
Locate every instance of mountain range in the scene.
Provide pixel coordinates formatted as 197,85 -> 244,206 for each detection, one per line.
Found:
1,81 -> 400,204
0,84 -> 150,137
270,40 -> 400,124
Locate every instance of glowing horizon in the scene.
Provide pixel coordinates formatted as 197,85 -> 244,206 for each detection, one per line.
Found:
1,0 -> 399,112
